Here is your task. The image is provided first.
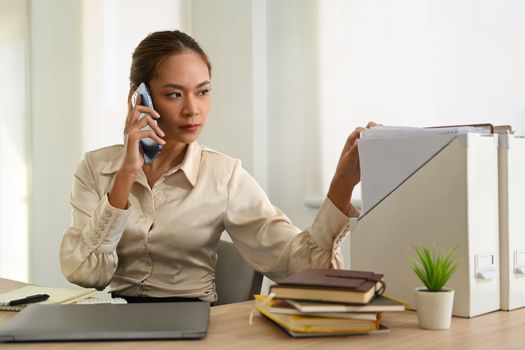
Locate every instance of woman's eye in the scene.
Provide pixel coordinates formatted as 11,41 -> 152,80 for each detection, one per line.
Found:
198,89 -> 210,96
168,92 -> 182,99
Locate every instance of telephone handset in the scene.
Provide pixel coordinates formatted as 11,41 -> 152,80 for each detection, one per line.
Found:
131,82 -> 163,164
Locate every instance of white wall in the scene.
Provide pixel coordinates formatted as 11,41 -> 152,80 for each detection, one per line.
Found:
29,0 -> 83,286
0,0 -> 30,281
319,0 -> 525,198
265,0 -> 325,229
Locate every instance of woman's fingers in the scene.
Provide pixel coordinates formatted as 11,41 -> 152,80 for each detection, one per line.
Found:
135,115 -> 165,136
125,94 -> 142,127
350,126 -> 365,142
139,130 -> 166,145
342,127 -> 365,152
126,105 -> 160,130
149,119 -> 165,138
135,105 -> 160,120
341,121 -> 381,152
129,107 -> 160,128
126,114 -> 165,143
126,127 -> 165,145
342,121 -> 382,153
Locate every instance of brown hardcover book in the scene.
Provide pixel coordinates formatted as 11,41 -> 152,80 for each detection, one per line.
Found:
270,269 -> 385,304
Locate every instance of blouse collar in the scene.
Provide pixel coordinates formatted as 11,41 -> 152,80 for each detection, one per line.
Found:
100,142 -> 202,187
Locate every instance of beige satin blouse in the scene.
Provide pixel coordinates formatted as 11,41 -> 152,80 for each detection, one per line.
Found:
60,142 -> 351,301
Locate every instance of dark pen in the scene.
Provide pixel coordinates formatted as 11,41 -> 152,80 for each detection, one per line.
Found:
8,294 -> 50,306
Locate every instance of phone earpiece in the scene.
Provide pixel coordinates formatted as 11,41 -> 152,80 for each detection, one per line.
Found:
131,90 -> 139,107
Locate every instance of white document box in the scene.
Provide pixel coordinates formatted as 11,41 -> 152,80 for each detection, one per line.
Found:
499,134 -> 525,311
351,134 -> 500,317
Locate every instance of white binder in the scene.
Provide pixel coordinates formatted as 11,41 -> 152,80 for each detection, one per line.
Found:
498,134 -> 525,311
351,134 -> 500,317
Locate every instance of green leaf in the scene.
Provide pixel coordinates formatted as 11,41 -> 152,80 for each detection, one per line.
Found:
410,243 -> 460,292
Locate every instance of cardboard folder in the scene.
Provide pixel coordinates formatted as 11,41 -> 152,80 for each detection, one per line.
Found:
351,133 -> 500,317
498,134 -> 525,311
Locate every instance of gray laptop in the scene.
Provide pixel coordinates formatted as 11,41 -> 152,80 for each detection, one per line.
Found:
0,302 -> 209,342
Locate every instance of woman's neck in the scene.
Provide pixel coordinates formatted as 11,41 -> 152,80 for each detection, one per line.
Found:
144,141 -> 188,175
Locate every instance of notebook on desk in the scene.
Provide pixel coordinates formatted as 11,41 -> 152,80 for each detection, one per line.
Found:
0,285 -> 96,311
0,302 -> 210,342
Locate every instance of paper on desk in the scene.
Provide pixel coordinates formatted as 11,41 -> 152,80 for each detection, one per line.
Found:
0,285 -> 96,310
76,291 -> 127,304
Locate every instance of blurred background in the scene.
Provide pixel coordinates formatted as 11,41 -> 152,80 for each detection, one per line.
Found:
1,0 -> 525,287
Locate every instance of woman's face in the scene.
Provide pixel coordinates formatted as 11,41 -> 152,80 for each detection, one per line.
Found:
149,52 -> 211,145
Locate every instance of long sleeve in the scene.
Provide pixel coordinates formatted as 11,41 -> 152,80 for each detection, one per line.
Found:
59,154 -> 131,290
224,160 -> 351,282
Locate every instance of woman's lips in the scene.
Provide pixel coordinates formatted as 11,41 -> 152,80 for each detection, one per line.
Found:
180,124 -> 200,133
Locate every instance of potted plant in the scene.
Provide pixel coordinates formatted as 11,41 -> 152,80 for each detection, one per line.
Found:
410,243 -> 460,330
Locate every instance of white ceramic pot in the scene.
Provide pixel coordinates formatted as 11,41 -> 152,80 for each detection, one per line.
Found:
415,287 -> 454,330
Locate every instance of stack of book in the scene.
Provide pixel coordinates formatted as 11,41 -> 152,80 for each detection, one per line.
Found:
254,269 -> 405,337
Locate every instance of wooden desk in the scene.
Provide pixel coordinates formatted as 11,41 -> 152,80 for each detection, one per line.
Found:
1,277 -> 524,349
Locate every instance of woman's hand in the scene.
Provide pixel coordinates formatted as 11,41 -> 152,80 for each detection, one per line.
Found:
121,95 -> 166,175
327,121 -> 378,216
108,95 -> 166,209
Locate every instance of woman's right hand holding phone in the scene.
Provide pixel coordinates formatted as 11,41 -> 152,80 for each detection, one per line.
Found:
122,94 -> 166,174
108,95 -> 165,209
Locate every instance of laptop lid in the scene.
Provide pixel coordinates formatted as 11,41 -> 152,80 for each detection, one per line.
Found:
0,302 -> 210,342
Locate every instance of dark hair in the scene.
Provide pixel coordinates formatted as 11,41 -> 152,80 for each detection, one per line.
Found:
127,30 -> 211,109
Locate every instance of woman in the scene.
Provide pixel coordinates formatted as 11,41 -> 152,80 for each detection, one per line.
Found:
60,30 -> 367,303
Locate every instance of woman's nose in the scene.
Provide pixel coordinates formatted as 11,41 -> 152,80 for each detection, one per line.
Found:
182,95 -> 198,117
